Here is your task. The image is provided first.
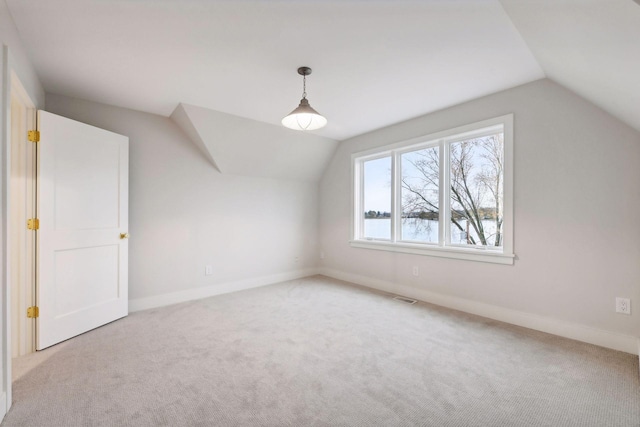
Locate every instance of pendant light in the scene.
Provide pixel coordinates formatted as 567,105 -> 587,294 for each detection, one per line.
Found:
282,66 -> 327,131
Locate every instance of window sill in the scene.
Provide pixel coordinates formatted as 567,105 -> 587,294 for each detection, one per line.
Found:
349,240 -> 515,265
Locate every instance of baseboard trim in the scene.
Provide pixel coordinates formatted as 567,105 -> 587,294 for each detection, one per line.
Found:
130,268 -> 320,312
319,267 -> 639,355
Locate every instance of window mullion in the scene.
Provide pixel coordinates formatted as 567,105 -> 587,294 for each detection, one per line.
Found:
357,160 -> 364,240
440,139 -> 450,247
391,152 -> 400,243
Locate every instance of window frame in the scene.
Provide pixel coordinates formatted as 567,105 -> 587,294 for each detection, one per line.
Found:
351,114 -> 514,265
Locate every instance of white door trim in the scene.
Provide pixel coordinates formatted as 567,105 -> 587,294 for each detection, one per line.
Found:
9,70 -> 36,358
1,46 -> 38,422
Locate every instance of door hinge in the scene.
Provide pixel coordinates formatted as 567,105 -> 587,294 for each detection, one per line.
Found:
27,130 -> 40,143
27,306 -> 39,318
27,218 -> 39,230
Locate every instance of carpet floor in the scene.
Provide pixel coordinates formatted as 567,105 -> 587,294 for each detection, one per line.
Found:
2,275 -> 639,426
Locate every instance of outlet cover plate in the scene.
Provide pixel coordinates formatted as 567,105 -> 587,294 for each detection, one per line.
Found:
616,297 -> 631,315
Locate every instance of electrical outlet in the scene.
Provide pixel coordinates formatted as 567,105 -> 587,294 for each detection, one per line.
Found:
320,251 -> 325,260
295,256 -> 299,263
205,265 -> 213,276
412,266 -> 419,277
616,297 -> 631,315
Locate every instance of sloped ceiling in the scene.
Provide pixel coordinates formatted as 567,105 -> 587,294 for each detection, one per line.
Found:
171,103 -> 337,182
499,0 -> 640,134
5,0 -> 543,142
4,0 -> 639,181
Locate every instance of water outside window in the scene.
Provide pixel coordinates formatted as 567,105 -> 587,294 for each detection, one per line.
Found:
363,156 -> 391,240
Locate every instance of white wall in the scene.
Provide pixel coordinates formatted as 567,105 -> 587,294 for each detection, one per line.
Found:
0,1 -> 45,107
319,78 -> 640,349
45,94 -> 319,306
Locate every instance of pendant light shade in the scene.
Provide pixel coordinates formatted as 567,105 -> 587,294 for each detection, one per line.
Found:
282,67 -> 327,131
282,98 -> 328,131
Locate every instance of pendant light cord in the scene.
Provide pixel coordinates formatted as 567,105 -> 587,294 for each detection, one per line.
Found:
302,74 -> 307,99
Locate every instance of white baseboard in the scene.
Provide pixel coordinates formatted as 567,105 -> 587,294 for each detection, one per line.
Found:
130,268 -> 320,312
320,267 -> 639,356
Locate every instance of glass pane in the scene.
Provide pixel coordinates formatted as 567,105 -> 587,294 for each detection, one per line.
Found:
449,133 -> 504,248
400,147 -> 439,243
363,157 -> 391,240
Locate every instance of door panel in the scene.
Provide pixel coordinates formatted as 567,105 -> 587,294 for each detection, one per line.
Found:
54,245 -> 119,316
37,110 -> 129,350
54,136 -> 121,230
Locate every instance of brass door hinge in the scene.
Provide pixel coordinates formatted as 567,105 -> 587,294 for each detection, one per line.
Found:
27,218 -> 39,230
27,306 -> 39,318
27,130 -> 40,143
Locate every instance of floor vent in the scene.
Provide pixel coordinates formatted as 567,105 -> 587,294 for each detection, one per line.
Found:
393,296 -> 417,305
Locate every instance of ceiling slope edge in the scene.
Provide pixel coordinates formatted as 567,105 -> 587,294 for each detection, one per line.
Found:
171,103 -> 339,182
171,103 -> 222,172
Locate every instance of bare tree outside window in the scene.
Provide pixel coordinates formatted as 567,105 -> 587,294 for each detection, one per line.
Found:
401,147 -> 439,242
401,134 -> 504,247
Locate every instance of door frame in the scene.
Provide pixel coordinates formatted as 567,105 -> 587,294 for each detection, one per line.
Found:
1,45 -> 37,420
9,70 -> 36,357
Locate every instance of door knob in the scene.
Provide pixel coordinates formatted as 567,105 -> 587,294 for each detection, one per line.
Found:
120,233 -> 129,239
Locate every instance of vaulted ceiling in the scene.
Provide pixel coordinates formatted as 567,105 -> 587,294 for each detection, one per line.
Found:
5,0 -> 639,142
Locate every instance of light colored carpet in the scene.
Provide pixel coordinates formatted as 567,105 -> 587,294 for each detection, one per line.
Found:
2,275 -> 639,426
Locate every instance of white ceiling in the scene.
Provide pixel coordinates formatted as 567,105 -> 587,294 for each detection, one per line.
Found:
5,0 -> 639,140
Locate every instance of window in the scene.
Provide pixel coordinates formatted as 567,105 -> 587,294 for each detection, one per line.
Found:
352,115 -> 514,264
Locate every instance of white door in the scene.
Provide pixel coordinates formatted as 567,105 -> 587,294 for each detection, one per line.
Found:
37,110 -> 129,350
